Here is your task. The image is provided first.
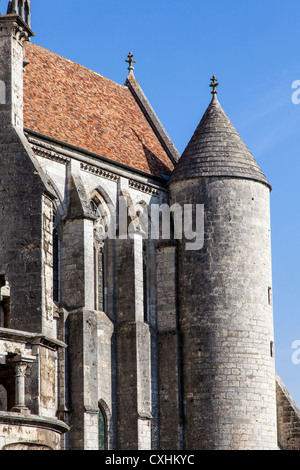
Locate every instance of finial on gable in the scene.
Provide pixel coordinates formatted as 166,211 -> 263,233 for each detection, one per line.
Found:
210,75 -> 219,95
6,0 -> 31,27
126,52 -> 136,73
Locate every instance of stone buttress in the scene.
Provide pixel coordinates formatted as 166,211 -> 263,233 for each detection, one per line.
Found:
0,8 -> 69,450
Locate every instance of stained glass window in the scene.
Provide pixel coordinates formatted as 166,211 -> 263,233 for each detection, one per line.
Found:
98,407 -> 106,450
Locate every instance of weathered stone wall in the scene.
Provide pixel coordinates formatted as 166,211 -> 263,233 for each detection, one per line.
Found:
156,242 -> 182,450
276,375 -> 300,450
0,328 -> 68,449
28,130 -> 166,449
0,16 -> 56,335
61,218 -> 95,312
38,346 -> 57,418
115,235 -> 152,450
0,128 -> 54,333
0,418 -> 63,450
41,194 -> 56,337
0,16 -> 26,130
169,176 -> 277,450
68,308 -> 99,450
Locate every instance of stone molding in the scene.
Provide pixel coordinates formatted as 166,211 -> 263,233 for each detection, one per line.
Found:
26,131 -> 166,198
0,14 -> 34,42
128,179 -> 160,196
0,327 -> 67,351
0,411 -> 69,434
80,162 -> 119,182
25,134 -> 70,165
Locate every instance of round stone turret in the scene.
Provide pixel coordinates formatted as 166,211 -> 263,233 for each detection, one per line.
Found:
168,82 -> 278,450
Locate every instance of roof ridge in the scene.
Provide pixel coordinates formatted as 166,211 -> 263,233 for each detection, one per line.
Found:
125,72 -> 180,165
27,42 -> 128,90
23,42 -> 175,177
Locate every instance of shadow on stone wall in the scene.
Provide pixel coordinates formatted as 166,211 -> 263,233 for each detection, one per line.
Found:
276,374 -> 300,450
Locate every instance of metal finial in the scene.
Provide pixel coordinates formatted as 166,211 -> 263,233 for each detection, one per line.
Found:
126,52 -> 136,72
210,75 -> 219,95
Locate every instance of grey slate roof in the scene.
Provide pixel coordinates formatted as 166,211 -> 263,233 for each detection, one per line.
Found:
168,94 -> 271,188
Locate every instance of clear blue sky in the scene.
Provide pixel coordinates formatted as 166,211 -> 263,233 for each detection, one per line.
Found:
22,0 -> 300,406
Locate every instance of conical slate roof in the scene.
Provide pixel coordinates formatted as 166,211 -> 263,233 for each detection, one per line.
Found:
168,93 -> 271,188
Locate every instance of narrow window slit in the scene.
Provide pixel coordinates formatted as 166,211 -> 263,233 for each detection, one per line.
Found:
268,287 -> 272,306
270,341 -> 274,358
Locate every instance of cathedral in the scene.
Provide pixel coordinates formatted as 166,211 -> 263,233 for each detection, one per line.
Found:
0,1 -> 299,451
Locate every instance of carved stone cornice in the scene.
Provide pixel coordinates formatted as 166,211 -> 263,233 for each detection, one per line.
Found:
0,14 -> 34,42
25,132 -> 166,197
129,179 -> 160,196
0,411 -> 70,434
0,327 -> 67,351
26,134 -> 70,165
80,162 -> 119,182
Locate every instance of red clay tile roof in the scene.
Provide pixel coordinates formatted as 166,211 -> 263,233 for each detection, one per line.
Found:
23,42 -> 174,177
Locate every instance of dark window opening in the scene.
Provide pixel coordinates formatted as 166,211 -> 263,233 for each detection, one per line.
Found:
98,406 -> 107,450
270,341 -> 274,358
53,217 -> 60,303
0,384 -> 7,411
97,247 -> 105,312
0,365 -> 16,411
0,276 -> 10,328
268,287 -> 272,306
94,237 -> 107,313
143,241 -> 149,323
90,200 -> 99,218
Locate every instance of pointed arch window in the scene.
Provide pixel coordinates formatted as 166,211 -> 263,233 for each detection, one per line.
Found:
98,405 -> 107,450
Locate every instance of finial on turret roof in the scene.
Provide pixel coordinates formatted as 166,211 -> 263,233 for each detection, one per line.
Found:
126,52 -> 136,73
6,0 -> 31,27
210,75 -> 219,95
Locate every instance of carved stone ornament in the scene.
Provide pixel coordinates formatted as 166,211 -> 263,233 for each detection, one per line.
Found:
7,0 -> 31,28
94,222 -> 105,249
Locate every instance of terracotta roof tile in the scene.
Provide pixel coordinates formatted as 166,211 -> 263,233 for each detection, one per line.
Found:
23,43 -> 174,177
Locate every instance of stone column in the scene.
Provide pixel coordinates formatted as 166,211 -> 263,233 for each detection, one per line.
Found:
13,363 -> 28,412
61,163 -> 108,450
57,307 -> 69,423
115,233 -> 152,450
10,354 -> 36,414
